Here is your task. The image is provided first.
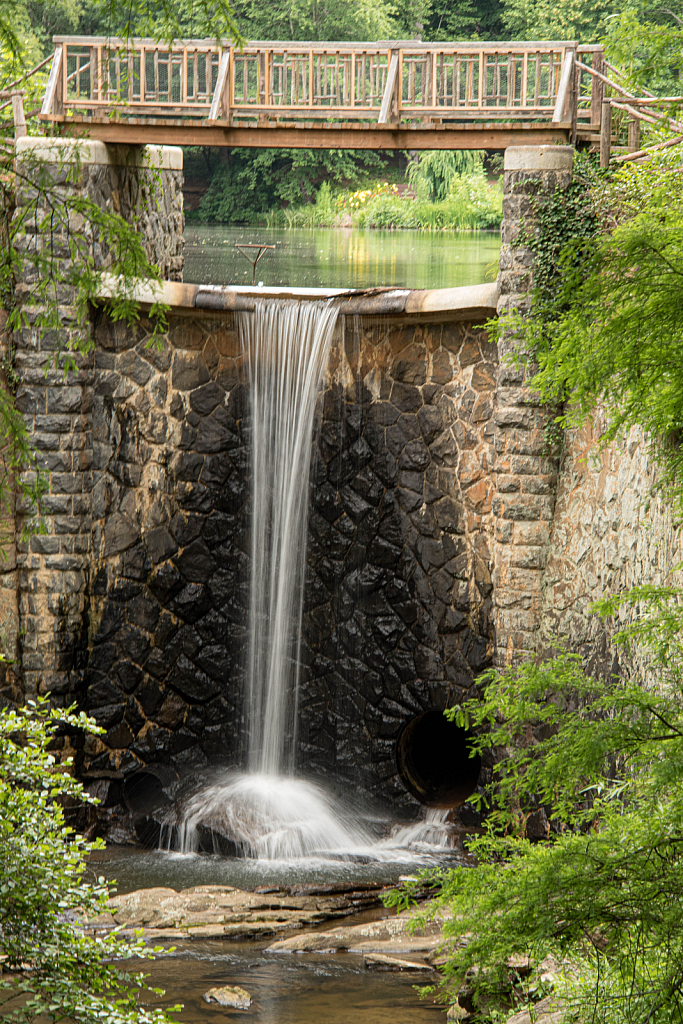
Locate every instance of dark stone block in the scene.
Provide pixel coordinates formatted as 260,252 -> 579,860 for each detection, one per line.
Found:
91,702 -> 125,729
89,643 -> 117,674
200,454 -> 233,487
144,526 -> 178,565
195,643 -> 232,680
86,679 -> 124,707
170,654 -> 220,703
370,452 -> 399,488
418,405 -> 444,445
171,583 -> 213,623
366,536 -> 401,568
391,382 -> 422,413
173,452 -> 204,482
313,482 -> 340,523
189,381 -> 225,416
156,691 -> 188,729
116,627 -> 151,666
195,415 -> 231,454
172,351 -> 210,391
125,695 -> 146,735
106,720 -> 135,748
127,594 -> 161,632
94,604 -> 124,643
175,539 -> 216,585
103,513 -> 138,557
115,660 -> 143,693
339,485 -> 371,524
170,513 -> 204,548
118,350 -> 153,386
398,439 -> 430,471
119,543 -> 150,581
148,561 -> 184,604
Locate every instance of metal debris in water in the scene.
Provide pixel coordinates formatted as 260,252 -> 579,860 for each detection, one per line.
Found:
235,242 -> 276,284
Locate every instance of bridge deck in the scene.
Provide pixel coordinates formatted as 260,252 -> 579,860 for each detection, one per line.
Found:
40,37 -> 605,149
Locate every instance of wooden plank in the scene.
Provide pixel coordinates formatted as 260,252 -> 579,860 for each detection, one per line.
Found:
41,44 -> 63,117
53,35 -> 584,50
378,51 -> 399,122
209,50 -> 230,120
600,98 -> 612,166
552,48 -> 573,122
63,119 -> 571,148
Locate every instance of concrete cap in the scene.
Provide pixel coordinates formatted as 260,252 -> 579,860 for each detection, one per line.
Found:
16,135 -> 183,170
96,275 -> 500,319
504,145 -> 574,171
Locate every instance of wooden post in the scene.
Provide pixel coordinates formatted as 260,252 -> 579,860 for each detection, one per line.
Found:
591,49 -> 604,127
570,62 -> 579,144
11,91 -> 26,138
600,99 -> 612,167
628,116 -> 640,151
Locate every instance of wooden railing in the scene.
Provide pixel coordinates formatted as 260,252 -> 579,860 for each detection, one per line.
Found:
40,37 -> 605,127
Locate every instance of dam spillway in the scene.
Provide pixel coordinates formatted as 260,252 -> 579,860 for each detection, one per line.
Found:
75,285 -> 496,838
14,140 -> 646,845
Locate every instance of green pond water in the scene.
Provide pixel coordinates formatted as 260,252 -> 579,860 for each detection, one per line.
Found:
183,225 -> 500,290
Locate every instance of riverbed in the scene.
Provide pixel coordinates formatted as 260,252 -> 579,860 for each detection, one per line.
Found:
183,225 -> 500,290
136,939 -> 443,1023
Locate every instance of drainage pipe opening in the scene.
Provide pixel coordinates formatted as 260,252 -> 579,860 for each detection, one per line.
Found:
396,709 -> 481,809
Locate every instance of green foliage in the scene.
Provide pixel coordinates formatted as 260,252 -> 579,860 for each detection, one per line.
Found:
0,698 -> 178,1024
197,148 -> 385,224
215,0 -> 395,42
502,0 -> 616,43
351,173 -> 502,229
388,588 -> 683,1024
505,159 -> 683,495
605,10 -> 683,98
512,152 -> 601,326
407,150 -> 485,202
425,0 -> 504,41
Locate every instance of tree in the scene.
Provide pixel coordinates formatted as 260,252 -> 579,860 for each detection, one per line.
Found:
0,698 -> 178,1024
389,586 -> 683,1024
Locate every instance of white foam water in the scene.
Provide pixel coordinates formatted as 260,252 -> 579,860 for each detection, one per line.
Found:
175,773 -> 458,862
175,773 -> 371,860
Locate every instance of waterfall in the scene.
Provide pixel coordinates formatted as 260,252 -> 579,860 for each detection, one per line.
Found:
240,298 -> 339,775
168,299 -> 460,863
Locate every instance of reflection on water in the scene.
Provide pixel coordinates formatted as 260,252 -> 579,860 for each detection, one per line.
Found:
183,225 -> 500,290
136,941 -> 443,1024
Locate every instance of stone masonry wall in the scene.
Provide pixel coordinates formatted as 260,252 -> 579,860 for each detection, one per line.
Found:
491,146 -> 574,666
61,308 -> 497,826
9,139 -> 184,717
303,315 -> 496,811
540,415 -> 683,670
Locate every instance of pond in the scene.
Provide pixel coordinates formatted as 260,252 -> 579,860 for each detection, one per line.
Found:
183,225 -> 500,290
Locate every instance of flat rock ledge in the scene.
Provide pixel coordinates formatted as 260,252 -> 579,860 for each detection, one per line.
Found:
87,883 -> 395,941
265,905 -> 446,958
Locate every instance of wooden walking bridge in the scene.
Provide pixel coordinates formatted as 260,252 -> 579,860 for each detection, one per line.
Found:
39,38 -> 616,152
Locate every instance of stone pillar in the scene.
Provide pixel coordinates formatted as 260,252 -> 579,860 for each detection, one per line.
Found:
12,137 -> 184,705
492,145 -> 574,666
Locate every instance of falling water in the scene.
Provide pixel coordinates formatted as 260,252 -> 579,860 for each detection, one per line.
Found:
240,298 -> 339,775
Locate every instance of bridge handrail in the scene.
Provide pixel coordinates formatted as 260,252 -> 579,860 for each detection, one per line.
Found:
40,36 -> 605,128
